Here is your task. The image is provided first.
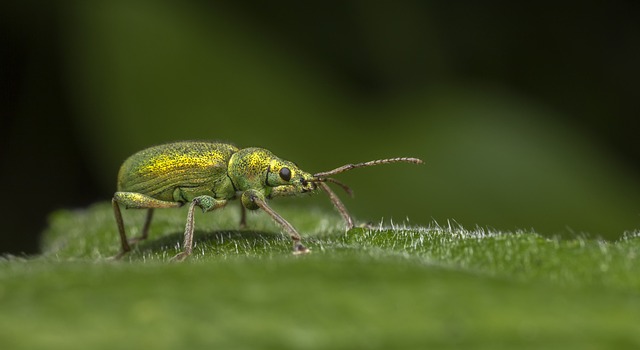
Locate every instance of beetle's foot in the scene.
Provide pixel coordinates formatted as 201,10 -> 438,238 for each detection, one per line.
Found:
355,221 -> 374,229
170,251 -> 190,262
292,243 -> 310,255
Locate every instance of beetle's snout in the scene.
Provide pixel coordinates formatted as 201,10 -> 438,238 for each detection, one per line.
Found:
300,178 -> 317,192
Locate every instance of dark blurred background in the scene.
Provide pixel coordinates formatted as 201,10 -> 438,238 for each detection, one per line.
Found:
2,1 -> 639,255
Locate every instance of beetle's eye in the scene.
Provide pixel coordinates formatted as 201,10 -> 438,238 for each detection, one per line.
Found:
279,167 -> 291,181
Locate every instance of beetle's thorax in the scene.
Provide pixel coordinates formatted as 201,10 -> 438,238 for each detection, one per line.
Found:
227,148 -> 269,192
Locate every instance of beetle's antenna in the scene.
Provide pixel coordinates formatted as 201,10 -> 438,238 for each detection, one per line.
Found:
313,157 -> 423,178
310,177 -> 353,197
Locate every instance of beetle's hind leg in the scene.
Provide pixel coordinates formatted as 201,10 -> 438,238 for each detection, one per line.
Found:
111,198 -> 130,259
127,209 -> 154,244
111,192 -> 182,259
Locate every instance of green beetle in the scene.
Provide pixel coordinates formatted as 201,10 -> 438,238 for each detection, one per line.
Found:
112,141 -> 422,261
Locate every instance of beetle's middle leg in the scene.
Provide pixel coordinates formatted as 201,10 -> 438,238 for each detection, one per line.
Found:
239,203 -> 247,228
112,192 -> 182,258
171,195 -> 227,262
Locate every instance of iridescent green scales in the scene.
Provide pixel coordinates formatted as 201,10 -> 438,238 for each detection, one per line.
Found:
118,142 -> 238,202
112,141 -> 423,261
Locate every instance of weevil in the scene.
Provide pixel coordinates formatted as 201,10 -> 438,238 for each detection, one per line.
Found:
112,141 -> 423,261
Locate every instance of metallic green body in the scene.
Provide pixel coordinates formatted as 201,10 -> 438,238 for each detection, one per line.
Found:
117,141 -> 317,206
112,141 -> 320,260
112,140 -> 422,261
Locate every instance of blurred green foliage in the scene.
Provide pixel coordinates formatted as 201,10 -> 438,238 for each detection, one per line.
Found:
60,2 -> 639,239
2,1 -> 640,254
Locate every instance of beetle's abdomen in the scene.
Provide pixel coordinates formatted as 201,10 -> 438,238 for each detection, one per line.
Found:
117,142 -> 239,201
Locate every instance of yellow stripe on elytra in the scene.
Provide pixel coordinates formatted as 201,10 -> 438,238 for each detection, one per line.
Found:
140,151 -> 225,175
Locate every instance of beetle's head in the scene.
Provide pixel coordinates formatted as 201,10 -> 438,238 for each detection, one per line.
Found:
228,148 -> 316,193
265,157 -> 317,193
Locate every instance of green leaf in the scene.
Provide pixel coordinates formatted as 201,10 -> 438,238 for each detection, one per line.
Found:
2,203 -> 640,349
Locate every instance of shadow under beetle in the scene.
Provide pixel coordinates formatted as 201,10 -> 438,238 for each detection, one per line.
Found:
112,141 -> 423,261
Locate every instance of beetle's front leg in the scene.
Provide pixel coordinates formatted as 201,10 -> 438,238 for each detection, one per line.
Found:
316,182 -> 355,230
242,189 -> 310,255
172,195 -> 227,262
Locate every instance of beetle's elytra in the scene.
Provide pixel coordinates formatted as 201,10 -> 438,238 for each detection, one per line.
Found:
112,141 -> 423,261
